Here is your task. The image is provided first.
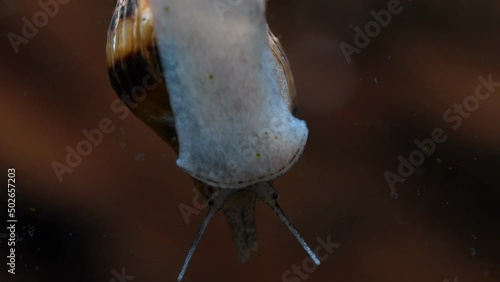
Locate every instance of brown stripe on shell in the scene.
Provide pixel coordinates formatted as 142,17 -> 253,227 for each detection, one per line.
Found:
106,0 -> 178,152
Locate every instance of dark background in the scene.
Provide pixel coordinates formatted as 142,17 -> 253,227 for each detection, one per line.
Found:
1,0 -> 499,281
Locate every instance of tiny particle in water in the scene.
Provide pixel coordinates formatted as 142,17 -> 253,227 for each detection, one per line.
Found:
436,158 -> 443,164
256,153 -> 261,158
209,74 -> 214,80
375,78 -> 378,83
470,247 -> 477,257
274,136 -> 279,140
134,152 -> 145,161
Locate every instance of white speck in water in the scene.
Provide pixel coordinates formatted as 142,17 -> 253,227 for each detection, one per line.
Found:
375,78 -> 378,83
470,247 -> 477,257
134,152 -> 145,161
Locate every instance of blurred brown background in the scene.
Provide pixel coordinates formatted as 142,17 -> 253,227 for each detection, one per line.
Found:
0,0 -> 499,281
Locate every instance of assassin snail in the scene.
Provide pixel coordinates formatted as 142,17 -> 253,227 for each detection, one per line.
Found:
106,0 -> 319,280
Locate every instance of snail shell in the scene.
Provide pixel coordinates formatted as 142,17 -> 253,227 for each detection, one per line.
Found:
106,0 -> 178,151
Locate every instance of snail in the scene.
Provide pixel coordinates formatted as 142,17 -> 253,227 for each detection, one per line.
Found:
106,0 -> 319,280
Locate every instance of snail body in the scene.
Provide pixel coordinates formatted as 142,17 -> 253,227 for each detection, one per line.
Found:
106,0 -> 318,280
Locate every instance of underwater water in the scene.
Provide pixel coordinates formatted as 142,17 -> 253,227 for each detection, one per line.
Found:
0,0 -> 499,281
